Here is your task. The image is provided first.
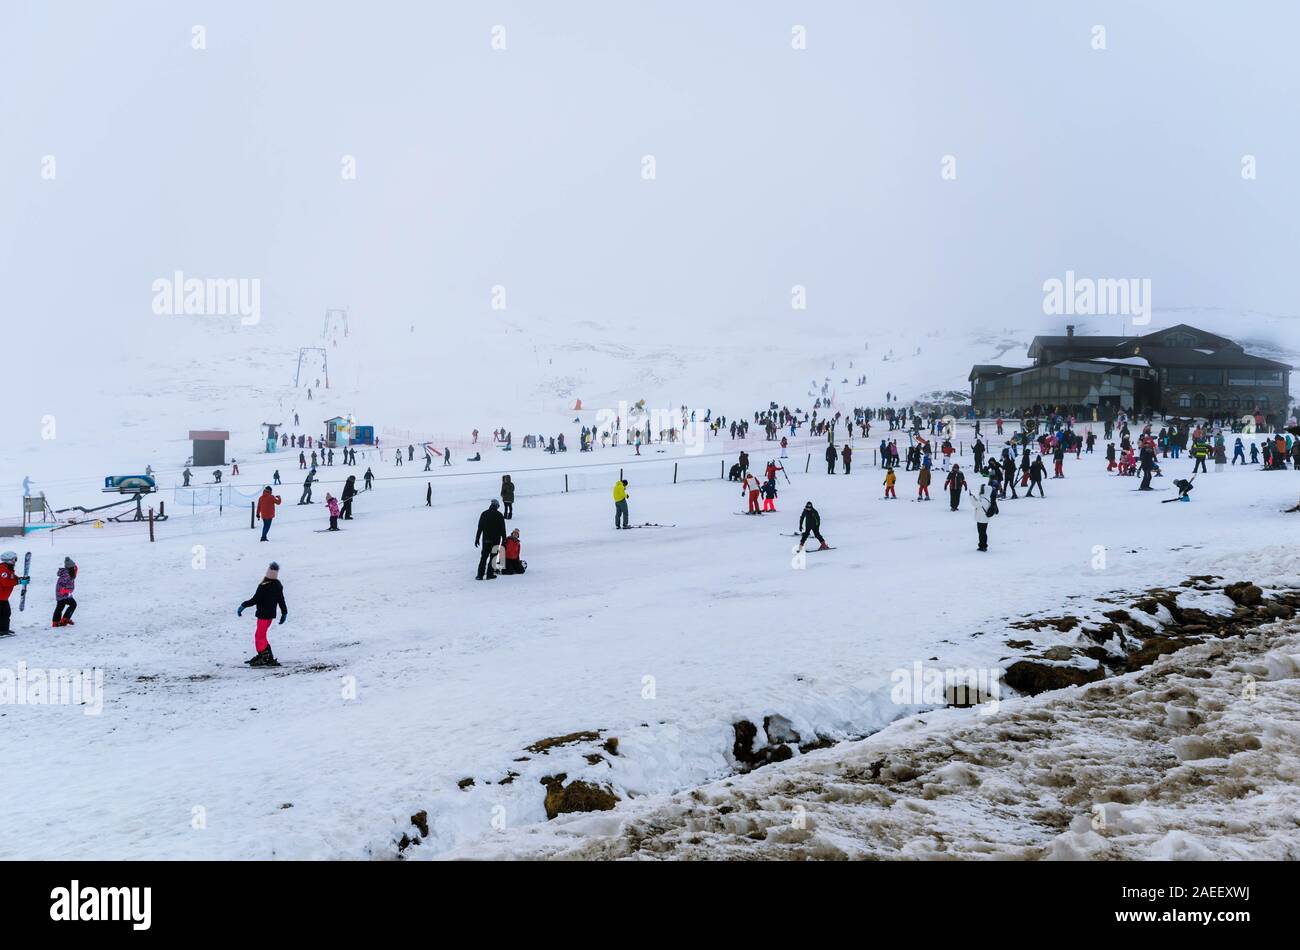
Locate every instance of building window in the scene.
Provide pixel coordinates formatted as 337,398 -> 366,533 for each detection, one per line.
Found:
1209,393 -> 1220,409
1177,392 -> 1191,409
1227,396 -> 1239,410
1258,396 -> 1269,409
1193,393 -> 1206,409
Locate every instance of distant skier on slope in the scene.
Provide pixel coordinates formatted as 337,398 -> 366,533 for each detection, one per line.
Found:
238,561 -> 287,667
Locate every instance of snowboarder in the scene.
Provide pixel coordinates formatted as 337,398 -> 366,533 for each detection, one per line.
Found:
52,557 -> 77,627
797,502 -> 828,551
182,467 -> 192,487
613,479 -> 630,529
501,475 -> 515,520
257,486 -> 282,540
0,551 -> 28,634
238,562 -> 287,667
475,499 -> 507,579
502,529 -> 526,575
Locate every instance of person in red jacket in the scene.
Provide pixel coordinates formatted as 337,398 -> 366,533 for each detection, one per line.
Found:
502,529 -> 526,574
741,472 -> 762,514
0,551 -> 28,635
256,486 -> 282,541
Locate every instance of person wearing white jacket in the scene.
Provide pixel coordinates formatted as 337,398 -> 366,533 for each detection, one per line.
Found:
968,484 -> 992,552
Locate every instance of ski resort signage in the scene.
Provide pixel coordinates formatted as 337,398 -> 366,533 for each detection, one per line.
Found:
152,271 -> 261,326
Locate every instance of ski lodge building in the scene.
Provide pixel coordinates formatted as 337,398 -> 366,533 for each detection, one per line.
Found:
969,324 -> 1292,423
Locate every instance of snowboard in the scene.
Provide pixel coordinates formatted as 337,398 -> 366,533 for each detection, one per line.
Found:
18,552 -> 31,612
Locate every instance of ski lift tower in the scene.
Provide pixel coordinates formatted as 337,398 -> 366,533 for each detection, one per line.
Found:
323,307 -> 349,339
295,347 -> 329,389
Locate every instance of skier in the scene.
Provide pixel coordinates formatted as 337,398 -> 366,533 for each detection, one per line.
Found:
841,444 -> 853,475
363,467 -> 374,491
1231,437 -> 1246,465
1026,455 -> 1047,497
443,448 -> 451,467
742,471 -> 762,514
341,475 -> 358,520
325,493 -> 341,530
501,475 -> 515,520
299,451 -> 307,470
213,469 -> 222,483
825,443 -> 837,475
426,482 -> 432,507
272,470 -> 281,486
1163,477 -> 1195,503
257,486 -> 282,540
0,551 -> 28,634
237,561 -> 287,667
474,499 -> 507,579
943,464 -> 966,511
761,477 -> 778,512
883,468 -> 896,499
298,468 -> 316,505
916,464 -> 931,501
52,557 -> 77,627
613,479 -> 630,529
502,529 -> 526,575
182,467 -> 192,487
797,502 -> 828,551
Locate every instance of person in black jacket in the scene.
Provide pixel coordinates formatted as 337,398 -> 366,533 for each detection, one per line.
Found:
500,475 -> 515,519
798,502 -> 828,551
825,443 -> 836,474
237,561 -> 287,666
475,499 -> 508,580
341,475 -> 358,519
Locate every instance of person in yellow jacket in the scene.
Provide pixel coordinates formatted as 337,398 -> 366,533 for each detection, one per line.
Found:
613,479 -> 630,529
883,467 -> 897,499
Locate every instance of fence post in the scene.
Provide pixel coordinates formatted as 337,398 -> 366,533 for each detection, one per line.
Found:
720,460 -> 724,479
673,462 -> 678,484
250,501 -> 256,529
148,506 -> 155,542
564,473 -> 568,493
805,453 -> 811,473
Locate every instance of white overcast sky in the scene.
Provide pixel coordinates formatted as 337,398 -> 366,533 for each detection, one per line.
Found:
2,0 -> 1298,350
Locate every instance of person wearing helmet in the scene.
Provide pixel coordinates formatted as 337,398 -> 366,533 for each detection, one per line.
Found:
238,561 -> 287,667
474,499 -> 507,580
797,503 -> 828,551
0,551 -> 27,635
52,557 -> 78,627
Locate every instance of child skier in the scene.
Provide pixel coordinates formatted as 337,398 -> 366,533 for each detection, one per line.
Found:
238,561 -> 287,667
916,464 -> 931,500
325,493 -> 341,530
882,467 -> 896,498
52,557 -> 77,627
0,551 -> 29,635
761,477 -> 778,512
